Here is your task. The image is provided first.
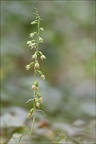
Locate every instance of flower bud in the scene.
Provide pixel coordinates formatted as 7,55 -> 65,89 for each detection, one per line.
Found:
41,74 -> 45,80
40,55 -> 46,61
30,108 -> 34,113
27,112 -> 32,118
36,70 -> 42,75
35,98 -> 39,102
40,28 -> 44,31
36,102 -> 40,108
34,81 -> 38,87
37,92 -> 41,98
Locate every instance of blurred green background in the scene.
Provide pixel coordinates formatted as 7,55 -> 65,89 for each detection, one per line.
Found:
1,1 -> 95,144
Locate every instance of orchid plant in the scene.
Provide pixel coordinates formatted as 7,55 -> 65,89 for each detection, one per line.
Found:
25,7 -> 46,134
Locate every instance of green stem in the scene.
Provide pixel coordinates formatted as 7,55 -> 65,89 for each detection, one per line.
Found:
29,10 -> 41,135
30,112 -> 36,134
37,19 -> 40,51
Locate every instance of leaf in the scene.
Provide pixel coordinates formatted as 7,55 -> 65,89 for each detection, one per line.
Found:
36,109 -> 48,116
26,99 -> 34,103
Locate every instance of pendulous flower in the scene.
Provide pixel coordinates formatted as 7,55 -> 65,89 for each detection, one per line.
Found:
25,65 -> 30,70
36,102 -> 40,108
35,62 -> 40,69
31,84 -> 38,91
40,55 -> 46,61
41,74 -> 45,80
39,97 -> 43,103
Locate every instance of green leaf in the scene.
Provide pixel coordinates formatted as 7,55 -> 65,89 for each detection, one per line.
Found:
26,99 -> 34,103
36,109 -> 47,116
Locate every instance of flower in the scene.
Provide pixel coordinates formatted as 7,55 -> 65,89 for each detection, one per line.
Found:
41,74 -> 45,80
32,54 -> 37,59
31,43 -> 36,49
26,41 -> 32,47
32,85 -> 38,91
35,62 -> 40,69
35,98 -> 39,102
39,37 -> 43,43
30,33 -> 34,38
29,32 -> 37,37
39,97 -> 43,103
26,41 -> 36,48
40,55 -> 46,61
36,102 -> 40,108
25,65 -> 30,70
27,41 -> 32,45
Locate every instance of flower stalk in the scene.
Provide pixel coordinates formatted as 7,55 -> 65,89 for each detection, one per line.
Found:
25,8 -> 46,134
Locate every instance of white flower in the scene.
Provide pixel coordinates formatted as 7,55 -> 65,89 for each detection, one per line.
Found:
26,41 -> 33,47
36,102 -> 40,108
39,37 -> 43,43
29,32 -> 37,38
40,55 -> 46,61
39,97 -> 43,103
26,41 -> 36,48
31,43 -> 36,49
31,85 -> 38,91
35,62 -> 40,69
27,41 -> 31,45
32,54 -> 37,59
41,74 -> 45,80
25,65 -> 30,70
29,33 -> 34,38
